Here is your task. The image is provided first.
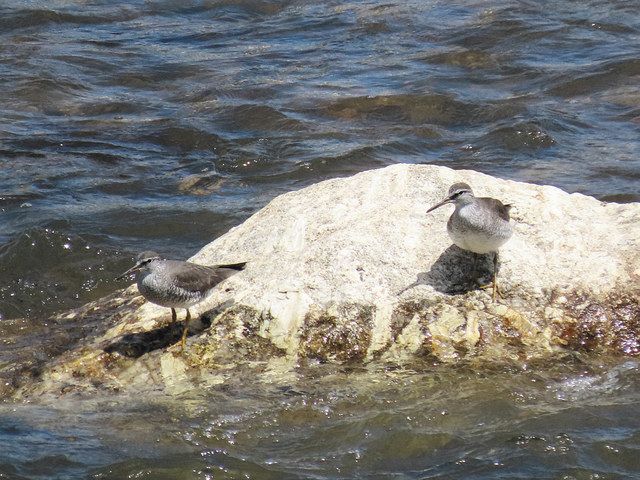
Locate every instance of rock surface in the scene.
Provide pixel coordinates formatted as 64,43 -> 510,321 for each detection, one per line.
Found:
9,164 -> 640,398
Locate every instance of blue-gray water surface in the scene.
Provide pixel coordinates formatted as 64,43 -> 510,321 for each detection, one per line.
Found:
1,1 -> 639,478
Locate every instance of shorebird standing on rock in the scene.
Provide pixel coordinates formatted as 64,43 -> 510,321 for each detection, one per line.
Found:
117,251 -> 246,352
427,182 -> 513,301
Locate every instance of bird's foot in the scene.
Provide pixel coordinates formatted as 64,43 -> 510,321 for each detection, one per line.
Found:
169,341 -> 186,357
168,324 -> 189,356
476,279 -> 504,301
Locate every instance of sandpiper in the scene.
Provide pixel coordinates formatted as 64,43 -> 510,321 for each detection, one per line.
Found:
117,251 -> 246,352
427,182 -> 513,300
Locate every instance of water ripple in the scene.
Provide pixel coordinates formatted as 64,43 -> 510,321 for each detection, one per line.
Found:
0,5 -> 640,476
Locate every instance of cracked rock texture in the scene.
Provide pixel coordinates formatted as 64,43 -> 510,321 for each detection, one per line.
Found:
8,164 -> 640,398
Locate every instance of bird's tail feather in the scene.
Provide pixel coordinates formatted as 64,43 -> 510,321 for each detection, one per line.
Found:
217,262 -> 247,271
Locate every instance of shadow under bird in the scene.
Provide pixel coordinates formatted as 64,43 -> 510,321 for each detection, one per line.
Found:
427,182 -> 513,300
117,251 -> 246,352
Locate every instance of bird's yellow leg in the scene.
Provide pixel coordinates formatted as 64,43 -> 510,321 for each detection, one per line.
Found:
180,308 -> 191,353
477,252 -> 503,301
492,269 -> 498,302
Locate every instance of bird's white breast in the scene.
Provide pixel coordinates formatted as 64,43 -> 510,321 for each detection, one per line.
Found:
447,203 -> 512,254
137,269 -> 202,308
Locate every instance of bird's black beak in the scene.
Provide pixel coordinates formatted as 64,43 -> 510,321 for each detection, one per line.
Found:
427,195 -> 454,213
116,263 -> 142,281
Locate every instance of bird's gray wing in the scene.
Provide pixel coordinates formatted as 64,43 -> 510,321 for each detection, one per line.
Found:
168,261 -> 242,293
478,197 -> 511,222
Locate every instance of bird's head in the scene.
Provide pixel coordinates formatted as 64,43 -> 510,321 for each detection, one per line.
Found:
427,182 -> 474,213
116,251 -> 162,280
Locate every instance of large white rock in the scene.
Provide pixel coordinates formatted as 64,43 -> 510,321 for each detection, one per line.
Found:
137,163 -> 640,358
13,164 -> 640,397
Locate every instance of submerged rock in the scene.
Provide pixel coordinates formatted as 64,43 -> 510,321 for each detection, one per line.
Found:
10,164 -> 640,398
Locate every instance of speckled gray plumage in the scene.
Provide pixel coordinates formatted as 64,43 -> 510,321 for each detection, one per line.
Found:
428,184 -> 513,254
136,258 -> 246,309
427,182 -> 513,300
117,251 -> 246,351
447,196 -> 513,254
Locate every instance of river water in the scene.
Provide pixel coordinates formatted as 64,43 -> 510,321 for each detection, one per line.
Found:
1,1 -> 639,478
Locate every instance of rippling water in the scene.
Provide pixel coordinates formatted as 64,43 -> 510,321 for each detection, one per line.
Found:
2,0 -> 640,319
1,1 -> 639,478
2,359 -> 640,479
